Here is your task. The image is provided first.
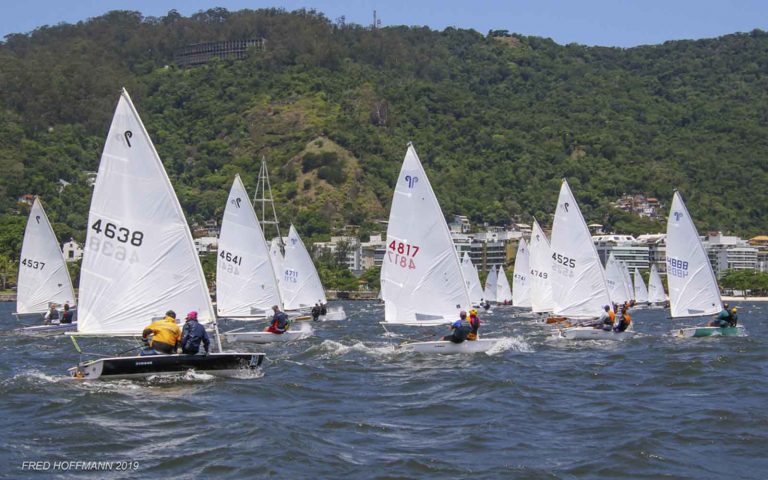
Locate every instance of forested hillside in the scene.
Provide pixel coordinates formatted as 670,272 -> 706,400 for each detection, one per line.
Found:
1,8 -> 767,259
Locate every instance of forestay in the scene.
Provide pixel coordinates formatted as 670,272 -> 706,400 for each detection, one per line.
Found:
269,238 -> 284,289
484,266 -> 498,303
77,89 -> 214,334
648,264 -> 666,304
634,267 -> 649,304
666,191 -> 721,317
496,266 -> 513,304
550,179 -> 611,319
461,252 -> 484,306
529,219 -> 555,313
16,198 -> 76,314
381,144 -> 470,325
512,238 -> 532,307
216,175 -> 282,318
281,225 -> 326,310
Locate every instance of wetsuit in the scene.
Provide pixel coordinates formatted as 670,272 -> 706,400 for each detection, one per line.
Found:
443,319 -> 471,344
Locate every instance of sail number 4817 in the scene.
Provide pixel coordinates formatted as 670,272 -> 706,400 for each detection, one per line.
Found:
387,241 -> 419,270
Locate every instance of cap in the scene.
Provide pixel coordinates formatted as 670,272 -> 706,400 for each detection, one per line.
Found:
185,311 -> 198,320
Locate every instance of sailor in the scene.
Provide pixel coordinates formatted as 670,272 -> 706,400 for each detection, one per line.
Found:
141,310 -> 181,355
264,305 -> 289,334
180,311 -> 210,355
710,303 -> 731,327
467,309 -> 481,340
60,303 -> 74,324
43,303 -> 60,325
319,302 -> 327,316
441,311 -> 472,344
594,305 -> 615,330
482,300 -> 491,312
614,306 -> 631,333
728,307 -> 739,327
311,303 -> 321,322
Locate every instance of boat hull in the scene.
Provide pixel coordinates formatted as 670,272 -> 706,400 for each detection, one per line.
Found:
18,322 -> 78,334
561,327 -> 636,341
398,338 -> 498,354
675,326 -> 747,338
223,330 -> 309,344
69,353 -> 264,380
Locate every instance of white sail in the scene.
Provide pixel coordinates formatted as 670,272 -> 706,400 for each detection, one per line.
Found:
77,89 -> 214,334
381,144 -> 470,324
529,219 -> 555,313
550,179 -> 611,319
15,198 -> 76,314
604,253 -> 628,305
269,238 -> 284,289
484,266 -> 498,303
512,238 -> 532,307
216,175 -> 282,318
496,266 -> 513,304
666,191 -> 721,317
648,264 -> 666,304
634,267 -> 649,303
621,261 -> 634,301
461,252 -> 484,306
281,224 -> 326,310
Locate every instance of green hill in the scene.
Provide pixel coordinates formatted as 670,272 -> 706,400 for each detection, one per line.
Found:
1,8 -> 766,257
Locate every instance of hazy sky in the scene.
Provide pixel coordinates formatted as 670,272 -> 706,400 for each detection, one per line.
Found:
2,0 -> 767,47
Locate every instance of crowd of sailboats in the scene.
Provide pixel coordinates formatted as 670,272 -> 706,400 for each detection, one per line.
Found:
10,89 -> 748,379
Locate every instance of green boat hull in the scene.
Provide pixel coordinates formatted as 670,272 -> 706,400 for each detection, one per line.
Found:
676,326 -> 747,338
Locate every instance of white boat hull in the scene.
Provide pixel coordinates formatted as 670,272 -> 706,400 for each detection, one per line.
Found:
18,321 -> 78,334
223,330 -> 310,344
398,338 -> 499,354
561,326 -> 636,341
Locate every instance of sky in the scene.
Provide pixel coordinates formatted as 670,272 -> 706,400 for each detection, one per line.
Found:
2,0 -> 767,47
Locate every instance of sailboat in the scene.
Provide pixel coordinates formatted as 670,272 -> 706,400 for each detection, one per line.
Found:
496,266 -> 513,305
621,261 -> 634,303
461,252 -> 484,307
215,176 -> 309,344
484,266 -> 498,304
647,264 -> 667,306
550,179 -> 634,340
381,144 -> 499,353
604,253 -> 628,306
529,219 -> 555,315
68,89 -> 263,379
512,238 -> 532,308
666,191 -> 745,337
14,197 -> 77,332
633,267 -> 649,306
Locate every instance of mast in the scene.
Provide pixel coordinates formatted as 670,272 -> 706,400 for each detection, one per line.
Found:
253,156 -> 283,248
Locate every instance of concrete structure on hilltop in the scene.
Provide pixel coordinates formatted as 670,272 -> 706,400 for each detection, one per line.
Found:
614,194 -> 663,219
174,39 -> 266,67
62,239 -> 83,262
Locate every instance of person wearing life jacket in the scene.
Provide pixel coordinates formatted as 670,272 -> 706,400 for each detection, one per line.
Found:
264,305 -> 289,334
311,303 -> 322,322
44,303 -> 60,325
594,305 -> 615,330
319,302 -> 327,316
442,311 -> 472,344
60,303 -> 74,324
709,303 -> 731,327
141,310 -> 181,355
728,307 -> 738,327
614,306 -> 631,333
180,311 -> 210,355
467,309 -> 481,340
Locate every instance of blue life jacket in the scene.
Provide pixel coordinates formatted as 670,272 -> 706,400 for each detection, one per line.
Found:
181,319 -> 210,354
274,311 -> 289,331
451,319 -> 471,341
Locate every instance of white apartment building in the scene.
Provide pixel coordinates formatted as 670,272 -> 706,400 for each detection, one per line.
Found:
592,234 -> 650,270
313,236 -> 361,271
703,232 -> 758,277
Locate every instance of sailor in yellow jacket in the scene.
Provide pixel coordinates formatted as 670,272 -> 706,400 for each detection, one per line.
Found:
141,310 -> 182,355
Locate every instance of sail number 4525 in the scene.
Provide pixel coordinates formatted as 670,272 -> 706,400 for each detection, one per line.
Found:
552,253 -> 576,269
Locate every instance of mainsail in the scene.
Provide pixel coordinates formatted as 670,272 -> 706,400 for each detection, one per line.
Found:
281,225 -> 326,310
512,238 -> 532,307
634,267 -> 649,304
550,179 -> 612,319
16,198 -> 76,314
648,264 -> 667,304
461,252 -> 484,306
381,144 -> 470,324
666,191 -> 721,317
216,175 -> 282,318
529,219 -> 555,313
77,89 -> 214,334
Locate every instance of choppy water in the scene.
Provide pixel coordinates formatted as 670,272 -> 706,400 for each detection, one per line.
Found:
1,300 -> 767,479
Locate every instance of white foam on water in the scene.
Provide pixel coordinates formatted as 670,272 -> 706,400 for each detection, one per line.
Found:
485,336 -> 534,355
312,339 -> 396,359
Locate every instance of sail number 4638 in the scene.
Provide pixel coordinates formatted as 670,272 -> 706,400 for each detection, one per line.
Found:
91,219 -> 144,246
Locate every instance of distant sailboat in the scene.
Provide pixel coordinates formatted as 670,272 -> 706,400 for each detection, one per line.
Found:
666,191 -> 745,337
647,264 -> 667,305
634,267 -> 649,305
461,252 -> 484,307
484,266 -> 498,304
529,219 -> 554,314
550,179 -> 634,340
14,197 -> 77,332
69,89 -> 263,379
604,253 -> 628,306
496,266 -> 513,305
512,238 -> 532,308
381,143 -> 498,353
